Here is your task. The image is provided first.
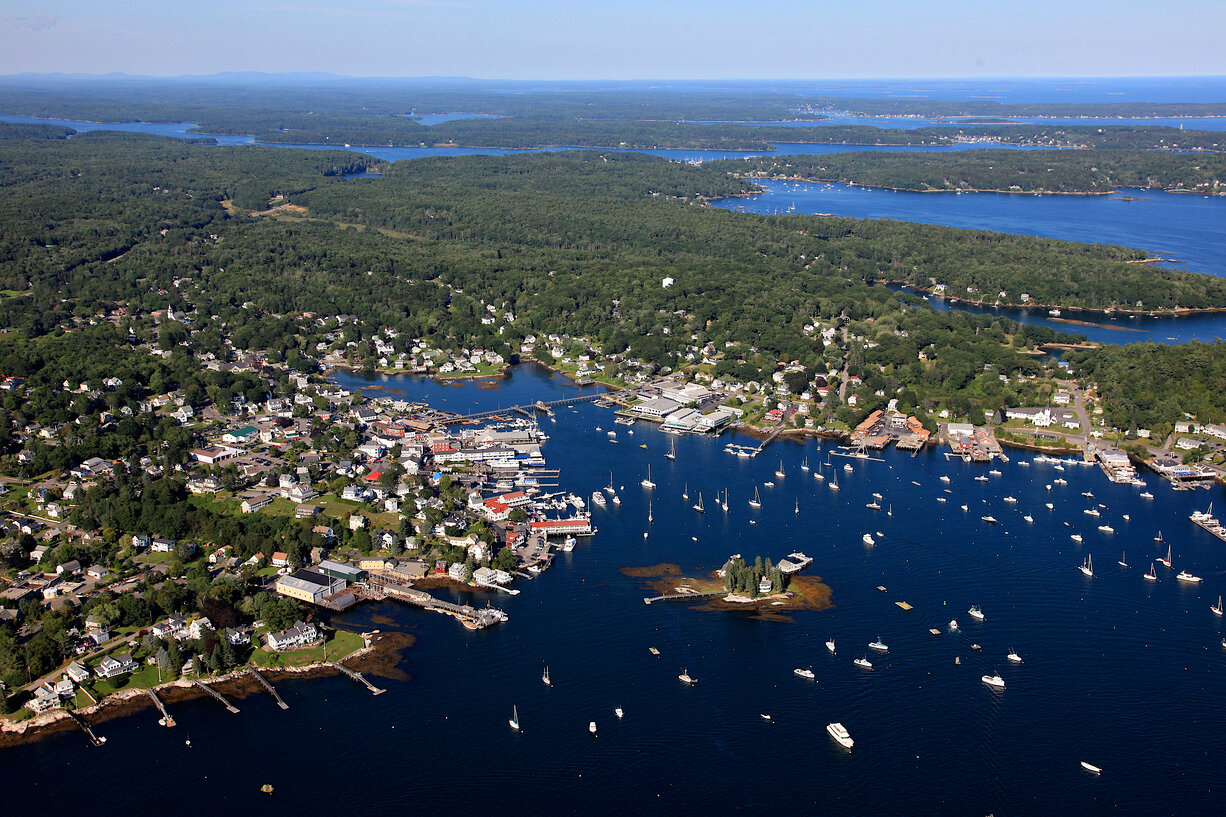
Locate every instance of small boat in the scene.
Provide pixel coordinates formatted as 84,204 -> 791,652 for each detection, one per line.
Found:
649,647 -> 660,656
1084,508 -> 1101,517
853,657 -> 873,669
961,504 -> 969,512
1118,551 -> 1128,567
615,707 -> 624,719
862,533 -> 875,546
800,458 -> 810,471
829,477 -> 840,491
872,492 -> 883,499
866,501 -> 881,510
1045,503 -> 1054,510
1003,496 -> 1018,504
971,643 -> 982,651
1024,514 -> 1034,523
825,638 -> 836,654
1079,554 -> 1094,577
981,515 -> 997,524
1176,570 -> 1203,583
1007,649 -> 1023,664
589,721 -> 597,736
989,469 -> 1002,477
776,460 -> 786,478
1122,514 -> 1130,521
794,668 -> 816,680
721,491 -> 729,512
760,714 -> 773,722
1097,525 -> 1114,533
1055,478 -> 1068,486
981,673 -> 1006,689
665,440 -> 677,460
542,665 -> 552,687
749,487 -> 762,509
843,463 -> 854,473
678,669 -> 697,685
693,493 -> 704,513
1212,596 -> 1224,616
610,494 -> 621,505
827,722 -> 854,749
682,483 -> 689,501
1140,491 -> 1154,499
763,480 -> 775,488
968,605 -> 985,621
974,475 -> 990,483
794,498 -> 800,515
949,620 -> 959,631
814,472 -> 826,482
936,497 -> 947,503
1082,491 -> 1095,498
888,504 -> 893,517
868,639 -> 888,652
1158,544 -> 1172,568
940,476 -> 951,483
1155,530 -> 1164,542
1071,533 -> 1083,543
641,466 -> 655,489
640,444 -> 647,449
509,705 -> 521,731
1144,563 -> 1158,582
1081,761 -> 1102,775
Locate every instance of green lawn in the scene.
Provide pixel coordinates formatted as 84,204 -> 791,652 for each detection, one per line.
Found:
250,628 -> 365,669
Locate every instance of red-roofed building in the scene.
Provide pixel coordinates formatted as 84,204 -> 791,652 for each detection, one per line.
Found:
491,491 -> 532,508
365,470 -> 383,483
481,499 -> 511,522
529,518 -> 593,535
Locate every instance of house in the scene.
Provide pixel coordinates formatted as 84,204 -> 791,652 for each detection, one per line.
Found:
152,615 -> 187,640
187,617 -> 213,640
225,627 -> 251,646
66,661 -> 92,684
271,551 -> 290,568
150,537 -> 176,553
94,653 -> 137,679
265,620 -> 320,651
758,576 -> 773,595
86,565 -> 110,581
56,560 -> 82,576
240,494 -> 274,514
26,688 -> 61,713
191,445 -> 239,465
222,426 -> 259,445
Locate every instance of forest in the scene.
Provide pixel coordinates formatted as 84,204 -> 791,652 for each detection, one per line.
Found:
718,149 -> 1226,195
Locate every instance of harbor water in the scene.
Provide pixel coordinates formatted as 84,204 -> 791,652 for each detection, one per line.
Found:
6,365 -> 1224,817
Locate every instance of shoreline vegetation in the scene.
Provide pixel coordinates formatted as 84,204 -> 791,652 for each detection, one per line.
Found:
0,630 -> 413,748
621,563 -> 833,621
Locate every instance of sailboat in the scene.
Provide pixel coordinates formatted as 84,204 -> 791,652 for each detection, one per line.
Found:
1158,544 -> 1172,569
665,440 -> 677,460
1155,530 -> 1164,542
509,705 -> 521,731
1079,554 -> 1094,577
749,487 -> 762,509
542,665 -> 552,687
830,472 -> 840,491
648,500 -> 653,524
794,498 -> 800,515
1118,551 -> 1128,568
720,489 -> 729,512
693,492 -> 705,513
682,482 -> 689,501
641,465 -> 655,489
825,638 -> 836,654
801,457 -> 810,471
1212,596 -> 1224,617
887,504 -> 893,517
776,460 -> 786,478
605,472 -> 616,494
1144,562 -> 1158,581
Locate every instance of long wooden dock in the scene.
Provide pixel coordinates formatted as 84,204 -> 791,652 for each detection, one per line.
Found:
66,710 -> 105,746
146,688 -> 175,727
194,680 -> 240,713
644,590 -> 725,605
439,394 -> 602,425
248,668 -> 288,710
331,662 -> 386,695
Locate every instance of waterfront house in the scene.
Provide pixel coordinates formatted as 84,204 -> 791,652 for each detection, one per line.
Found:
94,653 -> 137,679
758,576 -> 773,595
66,661 -> 92,684
266,620 -> 320,652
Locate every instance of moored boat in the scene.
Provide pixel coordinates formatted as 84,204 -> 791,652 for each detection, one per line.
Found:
827,721 -> 854,749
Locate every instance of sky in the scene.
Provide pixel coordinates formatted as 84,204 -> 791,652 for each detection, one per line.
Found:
2,0 -> 1225,80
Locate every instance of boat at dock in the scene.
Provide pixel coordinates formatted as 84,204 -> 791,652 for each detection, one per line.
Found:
1190,504 -> 1226,542
827,722 -> 854,749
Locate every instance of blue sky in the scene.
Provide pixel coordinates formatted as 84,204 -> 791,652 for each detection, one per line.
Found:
2,0 -> 1224,79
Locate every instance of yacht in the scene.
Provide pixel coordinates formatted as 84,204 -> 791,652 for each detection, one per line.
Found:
641,466 -> 655,489
1097,524 -> 1114,533
827,722 -> 854,750
936,497 -> 947,504
610,493 -> 621,505
542,665 -> 552,687
1144,563 -> 1158,581
872,491 -> 883,499
1079,554 -> 1094,577
604,473 -> 616,494
1084,508 -> 1101,517
825,638 -> 836,654
853,657 -> 873,669
763,481 -> 775,488
1007,649 -> 1023,664
749,487 -> 762,509
775,461 -> 786,478
968,605 -> 985,621
1176,570 -> 1203,584
1071,533 -> 1083,543
509,705 -> 521,731
981,515 -> 997,524
678,669 -> 697,685
1212,596 -> 1224,617
692,493 -> 705,513
862,533 -> 875,546
1003,496 -> 1018,504
1140,491 -> 1154,499
591,491 -> 607,508
793,668 -> 816,680
981,673 -> 1006,690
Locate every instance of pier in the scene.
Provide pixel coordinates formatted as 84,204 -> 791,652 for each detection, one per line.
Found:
750,426 -> 786,456
248,668 -> 289,710
364,575 -> 507,628
439,394 -> 602,425
194,680 -> 240,713
146,688 -> 175,727
331,662 -> 386,695
644,590 -> 726,604
66,710 -> 105,747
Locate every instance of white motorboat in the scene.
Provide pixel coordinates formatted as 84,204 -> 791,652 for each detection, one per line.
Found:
793,668 -> 816,680
1081,761 -> 1102,775
974,475 -> 990,483
968,605 -> 985,621
591,491 -> 607,507
1055,478 -> 1068,485
1176,570 -> 1203,583
949,620 -> 959,631
1003,496 -> 1018,504
589,721 -> 597,736
1071,533 -> 1083,543
1084,508 -> 1101,517
853,657 -> 873,669
1097,525 -> 1114,533
862,533 -> 875,546
872,492 -> 883,499
825,638 -> 836,654
866,501 -> 881,510
981,515 -> 997,524
509,705 -> 521,731
1079,554 -> 1094,577
611,493 -> 621,505
961,504 -> 969,511
868,639 -> 889,652
1082,491 -> 1094,498
1140,491 -> 1154,499
940,476 -> 951,483
989,469 -> 1002,476
981,673 -> 1006,689
844,464 -> 853,473
1045,502 -> 1054,510
1007,650 -> 1023,664
615,707 -> 624,719
678,669 -> 697,685
827,722 -> 854,749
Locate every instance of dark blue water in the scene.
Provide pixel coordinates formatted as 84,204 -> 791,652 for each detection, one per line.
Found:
7,365 -> 1224,817
714,179 -> 1226,279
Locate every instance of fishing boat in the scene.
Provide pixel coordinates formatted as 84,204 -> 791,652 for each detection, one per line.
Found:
1158,544 -> 1172,568
827,722 -> 854,749
862,533 -> 875,546
981,673 -> 1006,690
1118,552 -> 1128,568
509,705 -> 521,731
1212,596 -> 1224,616
1081,761 -> 1102,775
793,668 -> 816,680
775,460 -> 786,478
853,657 -> 873,669
968,605 -> 985,621
749,487 -> 762,509
1144,563 -> 1158,581
868,639 -> 889,652
641,466 -> 655,489
825,638 -> 836,654
665,440 -> 677,460
693,493 -> 704,513
1176,570 -> 1203,583
1007,649 -> 1023,664
542,665 -> 552,687
1079,554 -> 1094,577
678,669 -> 697,685
1071,533 -> 1083,543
